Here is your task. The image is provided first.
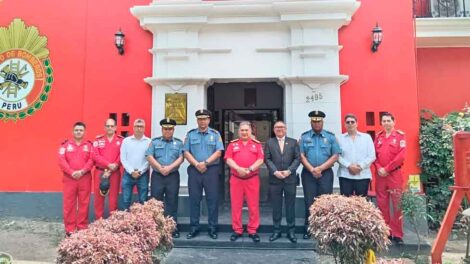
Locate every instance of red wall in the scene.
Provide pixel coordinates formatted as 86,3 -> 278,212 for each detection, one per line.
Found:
339,0 -> 421,181
0,0 -> 421,191
0,0 -> 152,192
417,48 -> 470,116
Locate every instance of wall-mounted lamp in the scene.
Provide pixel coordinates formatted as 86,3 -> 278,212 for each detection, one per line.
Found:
115,28 -> 125,55
371,23 -> 383,53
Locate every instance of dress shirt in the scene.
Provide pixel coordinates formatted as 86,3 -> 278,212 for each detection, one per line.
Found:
120,135 -> 151,174
337,131 -> 376,180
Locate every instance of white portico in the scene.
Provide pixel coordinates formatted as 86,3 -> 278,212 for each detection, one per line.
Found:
131,0 -> 360,186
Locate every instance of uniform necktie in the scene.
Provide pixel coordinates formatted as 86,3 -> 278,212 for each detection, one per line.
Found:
279,138 -> 284,153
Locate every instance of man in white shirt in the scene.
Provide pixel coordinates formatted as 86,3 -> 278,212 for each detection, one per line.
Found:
337,114 -> 376,197
120,118 -> 151,209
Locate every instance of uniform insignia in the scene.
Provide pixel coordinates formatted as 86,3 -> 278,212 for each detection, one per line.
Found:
323,138 -> 328,144
210,135 -> 214,142
400,140 -> 406,148
378,140 -> 382,145
83,145 -> 89,152
59,147 -> 65,155
93,141 -> 98,147
392,139 -> 397,144
67,145 -> 73,152
117,141 -> 120,145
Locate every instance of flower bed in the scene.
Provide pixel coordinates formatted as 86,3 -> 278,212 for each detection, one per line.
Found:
57,199 -> 176,264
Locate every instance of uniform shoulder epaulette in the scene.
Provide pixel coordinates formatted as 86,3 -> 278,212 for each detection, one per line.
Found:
86,140 -> 93,144
209,128 -> 220,134
117,135 -> 124,138
324,130 -> 335,136
230,138 -> 239,143
95,134 -> 104,139
174,137 -> 183,142
187,128 -> 197,134
61,139 -> 69,145
251,138 -> 261,144
152,136 -> 162,141
376,130 -> 385,135
301,130 -> 310,136
396,130 -> 405,135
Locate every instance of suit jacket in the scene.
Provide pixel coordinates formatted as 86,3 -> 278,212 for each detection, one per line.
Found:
264,136 -> 300,184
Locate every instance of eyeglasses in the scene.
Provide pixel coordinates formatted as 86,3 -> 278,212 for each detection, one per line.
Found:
105,125 -> 115,128
345,120 -> 356,124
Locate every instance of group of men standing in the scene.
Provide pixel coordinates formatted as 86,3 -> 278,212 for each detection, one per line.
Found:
58,109 -> 406,245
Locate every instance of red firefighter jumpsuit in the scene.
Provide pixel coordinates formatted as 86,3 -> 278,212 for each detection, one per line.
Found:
374,130 -> 406,239
92,134 -> 123,219
58,140 -> 94,233
224,138 -> 264,235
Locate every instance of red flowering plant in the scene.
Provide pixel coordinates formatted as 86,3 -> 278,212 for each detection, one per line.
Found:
57,199 -> 176,264
308,194 -> 390,264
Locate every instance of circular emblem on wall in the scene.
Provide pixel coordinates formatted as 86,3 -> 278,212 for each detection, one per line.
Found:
0,18 -> 53,121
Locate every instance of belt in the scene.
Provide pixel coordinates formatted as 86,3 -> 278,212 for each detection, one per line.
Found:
231,174 -> 258,180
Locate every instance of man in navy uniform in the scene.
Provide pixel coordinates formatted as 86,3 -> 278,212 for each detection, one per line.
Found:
183,109 -> 224,239
146,118 -> 184,238
299,110 -> 341,239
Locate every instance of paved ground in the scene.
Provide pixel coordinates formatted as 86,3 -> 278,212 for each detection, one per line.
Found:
0,216 -> 467,263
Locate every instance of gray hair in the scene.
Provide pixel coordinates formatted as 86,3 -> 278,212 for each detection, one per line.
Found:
134,118 -> 146,126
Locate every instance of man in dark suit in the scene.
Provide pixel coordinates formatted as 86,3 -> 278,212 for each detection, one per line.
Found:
264,121 -> 301,243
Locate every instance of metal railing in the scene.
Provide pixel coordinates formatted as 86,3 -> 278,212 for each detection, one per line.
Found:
415,0 -> 470,17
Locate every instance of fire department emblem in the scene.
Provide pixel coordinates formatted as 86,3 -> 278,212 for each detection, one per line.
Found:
0,19 -> 53,121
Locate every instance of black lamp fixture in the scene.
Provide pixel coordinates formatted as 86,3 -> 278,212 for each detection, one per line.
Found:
371,23 -> 383,53
115,28 -> 125,55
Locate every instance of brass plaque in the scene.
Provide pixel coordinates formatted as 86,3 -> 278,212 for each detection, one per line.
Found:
165,93 -> 187,125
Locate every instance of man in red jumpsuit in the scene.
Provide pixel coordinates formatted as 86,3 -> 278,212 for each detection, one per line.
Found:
58,122 -> 94,236
224,121 -> 264,243
92,118 -> 123,219
374,112 -> 406,245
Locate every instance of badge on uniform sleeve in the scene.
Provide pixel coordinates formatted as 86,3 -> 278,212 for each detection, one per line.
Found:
400,140 -> 406,148
59,147 -> 65,155
93,141 -> 98,147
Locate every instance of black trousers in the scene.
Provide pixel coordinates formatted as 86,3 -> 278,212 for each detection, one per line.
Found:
339,177 -> 370,197
187,165 -> 219,232
150,171 -> 180,223
269,182 -> 296,233
301,168 -> 333,230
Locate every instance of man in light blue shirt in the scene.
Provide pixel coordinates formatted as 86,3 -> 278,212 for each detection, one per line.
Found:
337,113 -> 376,197
120,118 -> 151,209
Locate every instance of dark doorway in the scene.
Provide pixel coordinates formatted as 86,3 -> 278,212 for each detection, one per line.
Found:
207,82 -> 284,203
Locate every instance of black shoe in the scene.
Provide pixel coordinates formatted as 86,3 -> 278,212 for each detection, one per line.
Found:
388,235 -> 393,242
172,229 -> 180,238
230,232 -> 242,241
269,232 -> 281,242
65,232 -> 72,238
303,232 -> 311,239
186,230 -> 199,239
208,231 -> 218,239
287,232 -> 297,244
249,233 -> 260,243
393,237 -> 404,245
